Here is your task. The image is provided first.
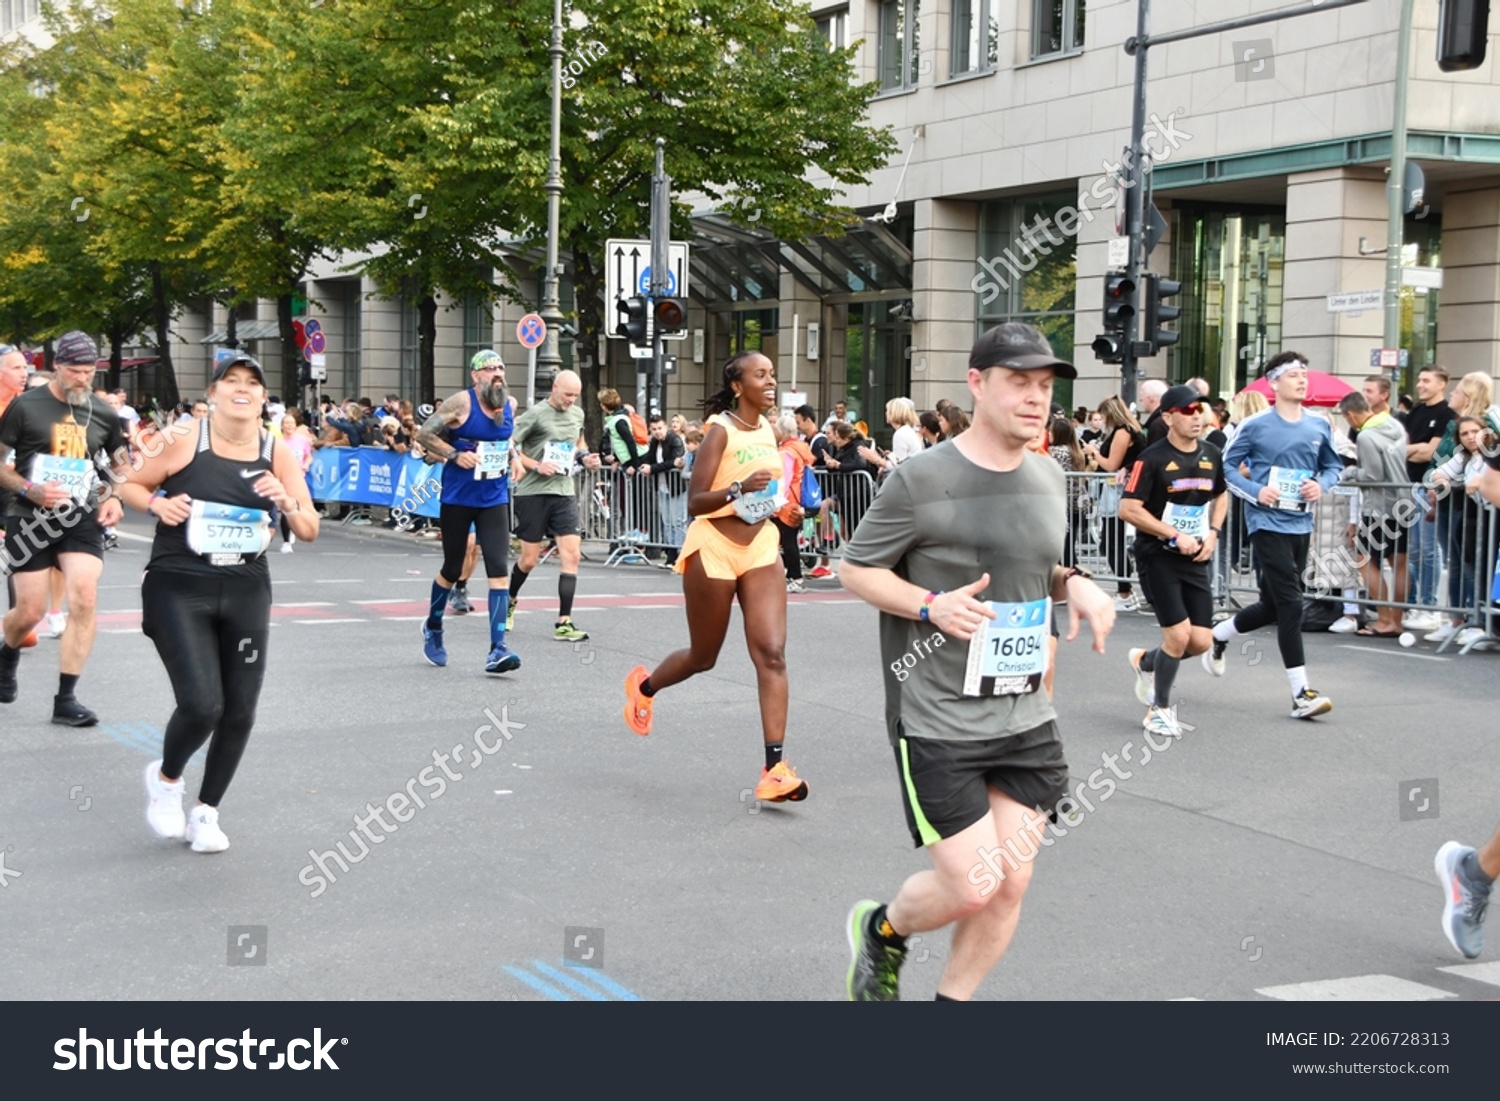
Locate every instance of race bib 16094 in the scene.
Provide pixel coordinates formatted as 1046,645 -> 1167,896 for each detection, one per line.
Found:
963,598 -> 1051,697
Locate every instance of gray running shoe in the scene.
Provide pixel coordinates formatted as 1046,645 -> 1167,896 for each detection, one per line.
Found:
1435,841 -> 1490,959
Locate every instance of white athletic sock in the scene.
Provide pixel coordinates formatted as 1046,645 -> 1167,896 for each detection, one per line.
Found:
1212,618 -> 1240,644
1286,666 -> 1309,697
1342,587 -> 1358,616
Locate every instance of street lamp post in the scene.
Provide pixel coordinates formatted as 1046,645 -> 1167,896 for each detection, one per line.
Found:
536,0 -> 565,394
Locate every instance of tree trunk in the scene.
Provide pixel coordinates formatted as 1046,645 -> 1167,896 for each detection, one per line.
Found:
225,301 -> 239,350
150,261 -> 179,408
277,292 -> 298,403
106,321 -> 124,391
418,293 -> 438,406
573,246 -> 604,448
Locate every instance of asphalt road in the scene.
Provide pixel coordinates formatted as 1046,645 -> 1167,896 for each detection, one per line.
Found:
2,512 -> 1497,1002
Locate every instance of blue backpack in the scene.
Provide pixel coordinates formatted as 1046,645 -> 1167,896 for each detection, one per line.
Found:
801,465 -> 823,510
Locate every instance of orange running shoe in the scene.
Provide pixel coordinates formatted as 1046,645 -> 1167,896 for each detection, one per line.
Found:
20,630 -> 38,648
624,665 -> 654,736
755,761 -> 809,802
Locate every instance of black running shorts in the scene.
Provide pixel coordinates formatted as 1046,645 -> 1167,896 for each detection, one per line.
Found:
1357,512 -> 1409,562
512,495 -> 581,543
4,509 -> 105,572
1136,551 -> 1215,629
893,720 -> 1069,848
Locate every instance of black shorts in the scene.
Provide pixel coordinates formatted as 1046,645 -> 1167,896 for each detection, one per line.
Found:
1357,513 -> 1410,561
1137,550 -> 1215,628
893,720 -> 1069,848
439,502 -> 509,581
512,494 -> 581,544
3,508 -> 104,573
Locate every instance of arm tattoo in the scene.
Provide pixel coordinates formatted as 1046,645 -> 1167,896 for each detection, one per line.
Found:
415,392 -> 469,460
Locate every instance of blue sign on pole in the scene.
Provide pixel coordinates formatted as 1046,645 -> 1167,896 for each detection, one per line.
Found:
638,266 -> 677,297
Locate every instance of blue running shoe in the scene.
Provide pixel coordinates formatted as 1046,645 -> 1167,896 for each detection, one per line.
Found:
1436,841 -> 1490,959
485,645 -> 521,675
422,626 -> 447,667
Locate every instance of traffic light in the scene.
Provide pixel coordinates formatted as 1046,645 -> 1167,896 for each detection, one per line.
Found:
653,297 -> 687,335
1142,273 -> 1182,357
1438,0 -> 1489,72
1091,271 -> 1135,364
616,296 -> 649,347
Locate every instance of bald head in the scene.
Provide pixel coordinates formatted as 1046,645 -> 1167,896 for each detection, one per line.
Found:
549,369 -> 583,412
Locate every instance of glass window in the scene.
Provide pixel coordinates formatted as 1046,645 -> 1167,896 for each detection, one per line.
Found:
878,0 -> 920,92
951,0 -> 997,76
343,283 -> 362,397
1032,0 -> 1085,59
462,291 -> 491,368
398,295 -> 419,400
815,7 -> 847,50
975,195 -> 1078,406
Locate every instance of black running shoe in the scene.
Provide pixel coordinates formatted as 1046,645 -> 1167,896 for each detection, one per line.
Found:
846,900 -> 905,1001
0,646 -> 18,704
51,695 -> 98,727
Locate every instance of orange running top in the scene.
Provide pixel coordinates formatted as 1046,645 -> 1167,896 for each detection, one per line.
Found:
701,411 -> 780,519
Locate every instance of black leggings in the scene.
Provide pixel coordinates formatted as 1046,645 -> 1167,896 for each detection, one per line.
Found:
1234,530 -> 1309,669
773,517 -> 802,581
439,502 -> 510,583
141,568 -> 272,806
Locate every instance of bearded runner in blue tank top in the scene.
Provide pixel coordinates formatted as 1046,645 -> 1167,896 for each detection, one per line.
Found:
414,349 -> 520,674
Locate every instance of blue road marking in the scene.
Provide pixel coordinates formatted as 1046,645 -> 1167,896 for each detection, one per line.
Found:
530,961 -> 608,1001
502,965 -> 573,1001
549,960 -> 643,1001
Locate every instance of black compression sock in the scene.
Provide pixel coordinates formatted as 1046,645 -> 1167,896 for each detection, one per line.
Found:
59,673 -> 79,698
639,677 -> 656,698
870,904 -> 907,950
764,742 -> 785,771
509,564 -> 529,598
0,642 -> 18,661
1139,648 -> 1156,673
1153,652 -> 1182,709
558,573 -> 578,619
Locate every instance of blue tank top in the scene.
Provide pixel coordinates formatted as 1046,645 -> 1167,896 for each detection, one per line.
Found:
441,388 -> 514,508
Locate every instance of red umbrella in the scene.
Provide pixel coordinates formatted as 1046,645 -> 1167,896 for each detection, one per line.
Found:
1239,370 -> 1354,407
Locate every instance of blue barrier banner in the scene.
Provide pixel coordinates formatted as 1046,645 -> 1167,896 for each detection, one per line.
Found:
308,448 -> 444,517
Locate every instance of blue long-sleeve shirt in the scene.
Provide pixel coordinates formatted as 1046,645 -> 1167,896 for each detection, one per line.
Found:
1222,407 -> 1344,535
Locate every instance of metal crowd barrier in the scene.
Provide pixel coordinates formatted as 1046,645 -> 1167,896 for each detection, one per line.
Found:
569,465 -> 881,569
1062,470 -> 1499,654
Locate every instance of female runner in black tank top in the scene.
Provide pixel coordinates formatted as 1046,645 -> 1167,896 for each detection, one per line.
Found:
117,356 -> 318,853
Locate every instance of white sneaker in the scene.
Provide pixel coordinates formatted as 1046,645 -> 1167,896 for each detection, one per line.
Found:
1202,639 -> 1227,677
144,760 -> 185,839
1128,648 -> 1155,706
1424,622 -> 1458,643
1328,615 -> 1359,634
1455,627 -> 1486,648
1114,594 -> 1139,613
280,543 -> 294,554
37,612 -> 67,639
1405,610 -> 1440,631
1142,706 -> 1182,739
185,805 -> 230,853
786,579 -> 805,593
1291,688 -> 1333,720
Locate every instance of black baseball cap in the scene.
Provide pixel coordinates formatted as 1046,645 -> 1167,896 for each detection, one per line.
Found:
1159,384 -> 1203,413
969,323 -> 1077,380
211,353 -> 267,387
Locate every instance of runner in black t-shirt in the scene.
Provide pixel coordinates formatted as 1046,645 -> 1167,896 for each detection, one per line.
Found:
0,331 -> 129,725
1118,385 -> 1228,739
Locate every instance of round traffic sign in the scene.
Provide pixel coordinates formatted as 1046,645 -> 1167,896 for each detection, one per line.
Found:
308,331 -> 326,354
638,266 -> 677,296
303,319 -> 321,336
517,313 -> 546,349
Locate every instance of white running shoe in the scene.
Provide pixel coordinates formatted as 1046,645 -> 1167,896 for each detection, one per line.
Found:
1128,648 -> 1155,706
1142,706 -> 1182,739
1455,627 -> 1486,648
1114,594 -> 1139,613
280,542 -> 294,554
1404,610 -> 1441,631
786,579 -> 806,593
144,760 -> 186,839
1202,639 -> 1227,677
37,612 -> 67,639
185,805 -> 230,853
1328,615 -> 1359,634
1290,688 -> 1333,720
1424,622 -> 1457,643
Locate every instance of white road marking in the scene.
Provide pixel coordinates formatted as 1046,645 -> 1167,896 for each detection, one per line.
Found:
1256,974 -> 1457,1000
293,618 -> 368,625
274,601 -> 336,607
314,578 -> 363,584
1437,961 -> 1500,987
351,599 -> 413,605
1336,645 -> 1449,663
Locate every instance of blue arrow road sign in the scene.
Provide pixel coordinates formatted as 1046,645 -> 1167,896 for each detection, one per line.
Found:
638,266 -> 676,297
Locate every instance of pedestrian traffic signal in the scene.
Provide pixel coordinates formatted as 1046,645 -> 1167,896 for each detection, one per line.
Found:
616,296 -> 649,347
653,297 -> 687,335
1437,0 -> 1489,72
1092,272 -> 1135,364
1142,273 -> 1182,356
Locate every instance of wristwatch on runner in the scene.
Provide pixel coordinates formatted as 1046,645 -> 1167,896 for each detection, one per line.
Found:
727,481 -> 743,501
